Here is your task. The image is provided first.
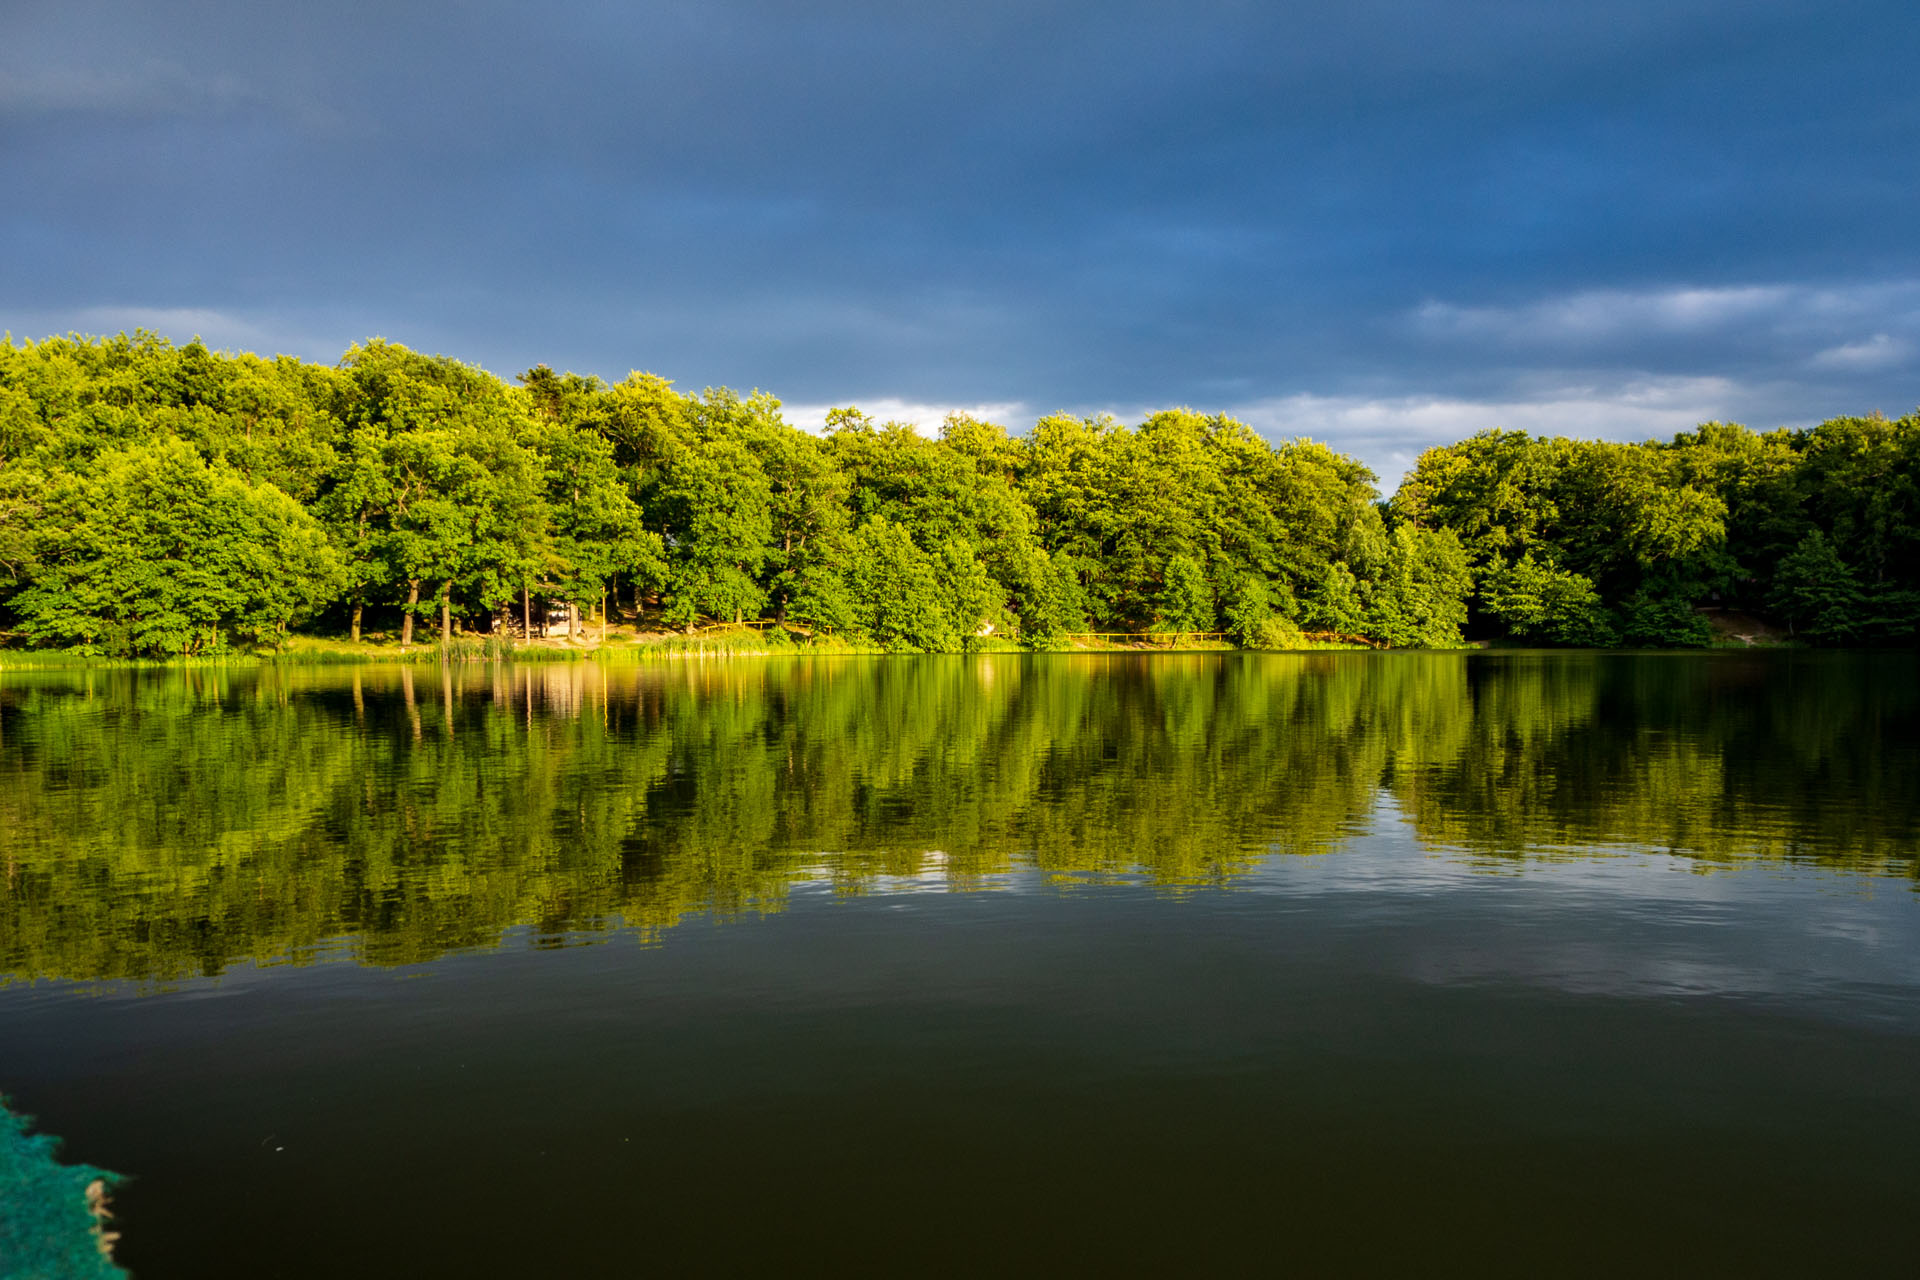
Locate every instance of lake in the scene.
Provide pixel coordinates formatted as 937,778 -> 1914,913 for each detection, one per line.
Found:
2,651 -> 1917,1276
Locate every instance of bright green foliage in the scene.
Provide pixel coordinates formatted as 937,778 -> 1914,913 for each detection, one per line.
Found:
13,439 -> 341,656
1364,525 -> 1472,648
1389,429 -> 1569,565
1245,615 -> 1307,649
647,391 -> 782,626
757,420 -> 852,628
936,539 -> 999,644
0,466 -> 44,590
0,331 -> 343,489
0,334 -> 1911,653
826,409 -> 1044,631
1018,409 -> 1384,636
1156,553 -> 1215,633
1006,544 -> 1089,646
1222,571 -> 1278,645
654,434 -> 773,625
1480,554 -> 1616,646
845,518 -> 957,651
1394,428 -> 1737,646
1302,562 -> 1366,635
335,342 -> 550,640
527,405 -> 664,619
939,411 -> 1025,481
315,426 -> 395,637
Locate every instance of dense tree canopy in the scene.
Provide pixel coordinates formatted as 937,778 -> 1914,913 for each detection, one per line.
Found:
13,437 -> 342,655
0,332 -> 1913,654
1391,419 -> 1920,646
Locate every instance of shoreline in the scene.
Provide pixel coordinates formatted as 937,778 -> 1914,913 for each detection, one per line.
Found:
0,636 -> 1818,672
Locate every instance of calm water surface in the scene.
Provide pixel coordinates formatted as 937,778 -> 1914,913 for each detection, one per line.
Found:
1,652 -> 1917,1275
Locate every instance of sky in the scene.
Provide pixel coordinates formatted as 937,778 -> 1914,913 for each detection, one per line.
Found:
4,0 -> 1917,485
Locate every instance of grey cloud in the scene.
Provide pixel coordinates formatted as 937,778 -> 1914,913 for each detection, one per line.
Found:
1809,334 -> 1912,372
0,62 -> 251,118
0,60 -> 354,138
4,1 -> 1919,485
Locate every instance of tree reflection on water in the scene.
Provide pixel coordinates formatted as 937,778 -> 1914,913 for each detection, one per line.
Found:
1,651 -> 1913,982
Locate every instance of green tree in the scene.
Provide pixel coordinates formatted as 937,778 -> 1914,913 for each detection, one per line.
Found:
528,412 -> 665,637
756,411 -> 852,630
372,422 -> 545,647
1619,580 -> 1713,647
1157,553 -> 1215,633
845,518 -> 957,651
654,430 -> 773,626
1768,530 -> 1862,642
333,340 -> 550,645
13,438 -> 342,655
1365,525 -> 1472,648
1302,562 -> 1366,636
1222,572 -> 1279,645
1480,553 -> 1616,646
1008,545 -> 1090,647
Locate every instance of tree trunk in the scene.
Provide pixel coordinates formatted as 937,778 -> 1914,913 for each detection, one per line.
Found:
401,579 -> 420,648
601,590 -> 608,645
440,583 -> 452,644
350,594 -> 364,644
523,585 -> 532,641
568,601 -> 579,640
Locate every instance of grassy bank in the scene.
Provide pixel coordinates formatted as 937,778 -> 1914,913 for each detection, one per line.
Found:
0,623 -> 1381,669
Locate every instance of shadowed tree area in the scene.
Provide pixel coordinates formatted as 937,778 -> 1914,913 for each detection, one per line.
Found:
1390,421 -> 1920,645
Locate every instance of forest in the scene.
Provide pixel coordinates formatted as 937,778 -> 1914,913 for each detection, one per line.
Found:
0,331 -> 1914,656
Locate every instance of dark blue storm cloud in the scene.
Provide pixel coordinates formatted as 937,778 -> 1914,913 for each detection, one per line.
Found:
4,0 -> 1917,480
